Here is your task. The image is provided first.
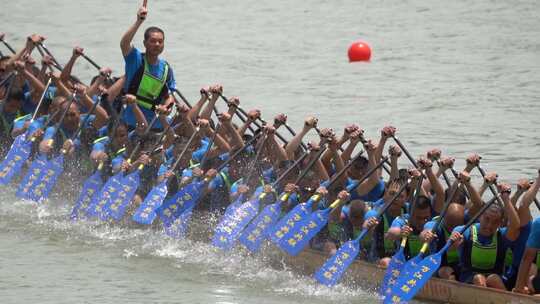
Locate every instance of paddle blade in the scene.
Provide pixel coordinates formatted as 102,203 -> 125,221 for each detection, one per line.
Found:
132,180 -> 168,225
163,205 -> 194,239
212,197 -> 261,251
276,208 -> 331,256
384,252 -> 442,304
16,154 -> 50,201
85,172 -> 123,219
380,246 -> 407,297
106,171 -> 140,221
71,170 -> 103,220
160,182 -> 205,238
27,155 -> 64,202
156,181 -> 203,226
0,135 -> 32,185
268,197 -> 315,244
238,201 -> 281,253
314,238 -> 361,286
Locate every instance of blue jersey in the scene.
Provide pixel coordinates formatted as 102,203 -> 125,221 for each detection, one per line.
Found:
504,221 -> 532,279
123,47 -> 176,130
348,178 -> 385,202
526,217 -> 540,249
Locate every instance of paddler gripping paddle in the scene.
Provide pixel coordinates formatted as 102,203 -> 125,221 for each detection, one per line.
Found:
86,101 -> 171,220
276,156 -> 390,256
16,91 -> 78,200
385,194 -> 501,304
104,104 -> 175,221
382,180 -> 462,299
379,171 -> 424,294
211,130 -> 271,250
132,122 -> 201,226
70,105 -> 128,220
0,78 -> 52,185
18,93 -> 103,202
237,150 -> 310,253
240,136 -> 359,253
314,181 -> 408,286
156,131 -> 263,227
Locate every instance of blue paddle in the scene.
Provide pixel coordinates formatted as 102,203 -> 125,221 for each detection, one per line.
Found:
238,151 -> 310,253
21,94 -> 102,202
0,78 -> 53,185
382,181 -> 461,300
104,108 -> 176,221
70,162 -> 105,220
267,149 -> 365,246
88,111 -> 161,220
71,104 -> 129,220
379,174 -> 424,295
384,195 -> 498,304
314,182 -> 407,286
276,156 -> 389,256
16,92 -> 77,201
156,131 -> 262,226
265,143 -> 337,245
211,131 -> 270,250
133,125 -> 201,225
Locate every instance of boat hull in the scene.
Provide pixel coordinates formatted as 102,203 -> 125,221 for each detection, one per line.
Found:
283,249 -> 539,304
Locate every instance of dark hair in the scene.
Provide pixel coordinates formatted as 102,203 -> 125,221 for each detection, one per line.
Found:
7,88 -> 25,102
352,156 -> 369,169
487,204 -> 504,217
144,26 -> 165,41
414,195 -> 432,211
349,200 -> 367,219
445,187 -> 467,205
0,55 -> 10,62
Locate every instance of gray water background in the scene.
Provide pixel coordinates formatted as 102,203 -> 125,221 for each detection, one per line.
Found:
1,0 -> 539,303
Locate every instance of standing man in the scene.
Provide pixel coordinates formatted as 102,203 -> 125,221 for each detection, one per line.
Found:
120,2 -> 176,131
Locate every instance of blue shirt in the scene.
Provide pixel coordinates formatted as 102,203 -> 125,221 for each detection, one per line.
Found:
505,221 -> 532,278
526,217 -> 540,249
123,47 -> 176,130
348,178 -> 385,202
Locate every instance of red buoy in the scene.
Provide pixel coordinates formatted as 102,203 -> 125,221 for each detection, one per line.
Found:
348,41 -> 371,62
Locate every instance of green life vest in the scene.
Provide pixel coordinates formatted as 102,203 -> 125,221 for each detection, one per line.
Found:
471,225 -> 498,270
133,56 -> 169,110
407,233 -> 423,257
219,171 -> 232,190
504,248 -> 513,267
0,111 -> 25,136
382,213 -> 395,253
443,225 -> 460,264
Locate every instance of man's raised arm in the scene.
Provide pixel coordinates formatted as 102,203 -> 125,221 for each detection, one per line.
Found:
120,6 -> 147,57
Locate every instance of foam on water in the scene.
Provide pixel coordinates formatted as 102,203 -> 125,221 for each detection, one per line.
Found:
0,195 -> 378,303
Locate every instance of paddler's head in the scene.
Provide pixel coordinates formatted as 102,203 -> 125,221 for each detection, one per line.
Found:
112,122 -> 129,148
348,199 -> 368,227
143,27 -> 165,59
410,195 -> 432,231
63,102 -> 81,131
348,156 -> 369,180
479,204 -> 504,237
384,181 -> 408,214
48,96 -> 66,121
445,186 -> 467,205
444,203 -> 464,231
